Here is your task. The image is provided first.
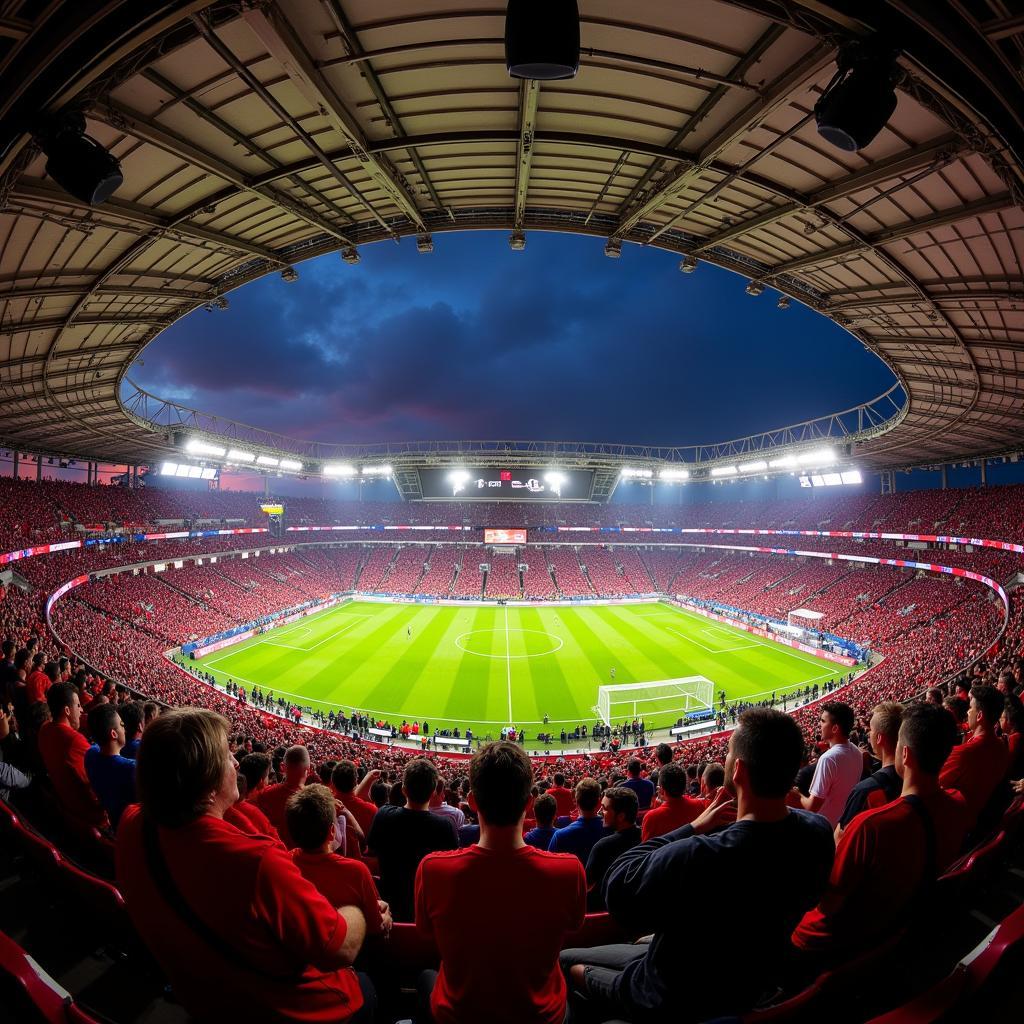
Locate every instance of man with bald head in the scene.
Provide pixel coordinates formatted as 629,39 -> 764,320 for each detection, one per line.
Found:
256,744 -> 311,848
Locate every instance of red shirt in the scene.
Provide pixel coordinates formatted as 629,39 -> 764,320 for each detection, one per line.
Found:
338,792 -> 378,840
25,669 -> 50,706
939,730 -> 1010,820
641,795 -> 705,841
116,805 -> 361,1023
291,850 -> 384,935
37,720 -> 106,829
225,800 -> 283,845
256,781 -> 304,848
416,844 -> 586,1024
547,786 -> 575,819
793,790 -> 969,953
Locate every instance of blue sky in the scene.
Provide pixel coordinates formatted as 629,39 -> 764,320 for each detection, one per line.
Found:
132,231 -> 896,448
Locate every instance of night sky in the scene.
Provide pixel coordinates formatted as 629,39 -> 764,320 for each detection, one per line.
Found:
132,231 -> 896,449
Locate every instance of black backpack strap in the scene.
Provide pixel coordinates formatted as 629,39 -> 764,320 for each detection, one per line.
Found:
141,814 -> 292,979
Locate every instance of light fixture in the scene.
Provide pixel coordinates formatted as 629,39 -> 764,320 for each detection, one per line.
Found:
745,280 -> 765,297
323,464 -> 357,477
678,255 -> 698,273
416,234 -> 434,254
711,465 -> 738,477
620,467 -> 653,479
185,439 -> 226,458
448,469 -> 471,484
279,459 -> 303,472
777,295 -> 791,310
280,266 -> 298,283
213,295 -> 229,310
604,238 -> 622,259
658,468 -> 690,481
797,447 -> 837,466
226,449 -> 256,463
768,455 -> 799,469
509,231 -> 526,251
362,464 -> 393,477
738,460 -> 768,473
505,0 -> 580,80
814,41 -> 899,152
34,110 -> 123,206
340,246 -> 360,265
256,455 -> 279,467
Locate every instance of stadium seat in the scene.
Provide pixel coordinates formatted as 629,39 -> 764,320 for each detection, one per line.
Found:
563,913 -> 629,949
0,928 -> 104,1024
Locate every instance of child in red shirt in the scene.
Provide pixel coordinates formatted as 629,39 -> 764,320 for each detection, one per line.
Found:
286,784 -> 391,939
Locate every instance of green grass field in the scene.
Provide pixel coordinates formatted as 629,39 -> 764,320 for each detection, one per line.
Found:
189,600 -> 849,739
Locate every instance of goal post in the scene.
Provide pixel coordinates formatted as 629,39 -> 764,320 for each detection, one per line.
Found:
597,675 -> 715,726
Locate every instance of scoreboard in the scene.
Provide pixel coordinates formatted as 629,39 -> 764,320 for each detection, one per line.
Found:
418,467 -> 594,501
484,529 -> 527,544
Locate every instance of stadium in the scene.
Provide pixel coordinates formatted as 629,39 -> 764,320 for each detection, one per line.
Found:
0,2 -> 1023,1022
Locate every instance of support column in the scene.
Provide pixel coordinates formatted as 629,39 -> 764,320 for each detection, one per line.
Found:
980,459 -> 987,487
940,464 -> 948,490
12,452 -> 19,478
264,475 -> 270,498
36,456 -> 42,482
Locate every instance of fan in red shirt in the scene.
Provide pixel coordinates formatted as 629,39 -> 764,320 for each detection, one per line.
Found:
641,762 -> 708,841
116,708 -> 374,1023
286,784 -> 392,939
793,703 -> 969,963
36,682 -> 106,830
416,742 -> 586,1024
256,744 -> 312,848
24,656 -> 55,707
939,684 -> 1010,823
546,772 -> 576,819
332,761 -> 380,841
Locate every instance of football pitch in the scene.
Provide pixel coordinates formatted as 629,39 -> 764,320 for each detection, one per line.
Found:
191,600 -> 849,740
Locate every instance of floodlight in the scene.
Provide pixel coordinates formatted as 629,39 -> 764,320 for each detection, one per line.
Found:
35,110 -> 123,206
213,295 -> 229,310
509,231 -> 526,251
811,475 -> 826,487
797,447 -> 837,466
505,0 -> 580,80
280,266 -> 298,283
175,464 -> 192,477
256,455 -> 279,467
745,280 -> 765,296
604,238 -> 622,259
416,234 -> 434,254
323,464 -> 357,477
279,459 -> 302,472
711,465 -> 738,477
340,246 -> 360,265
185,439 -> 226,458
678,255 -> 698,274
814,42 -> 899,152
777,295 -> 791,310
226,449 -> 256,463
768,455 -> 798,468
658,468 -> 690,481
738,460 -> 768,473
160,462 -> 178,476
544,471 -> 566,484
620,467 -> 653,479
841,470 -> 863,485
362,465 -> 393,476
200,467 -> 217,480
822,473 -> 843,486
448,470 -> 471,484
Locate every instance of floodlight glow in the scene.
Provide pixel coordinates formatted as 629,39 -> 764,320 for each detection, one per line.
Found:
797,447 -> 837,466
811,474 -> 825,487
822,472 -> 843,486
620,467 -> 653,479
768,455 -> 798,468
323,464 -> 356,477
186,439 -> 226,458
448,470 -> 471,484
738,460 -> 768,473
841,469 -> 863,485
226,449 -> 255,463
544,471 -> 566,484
175,464 -> 191,477
279,459 -> 302,472
160,462 -> 178,476
187,466 -> 203,479
658,468 -> 690,481
711,465 -> 738,477
362,464 -> 393,476
256,455 -> 279,467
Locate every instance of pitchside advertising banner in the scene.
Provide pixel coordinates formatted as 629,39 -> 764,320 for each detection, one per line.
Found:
418,467 -> 594,501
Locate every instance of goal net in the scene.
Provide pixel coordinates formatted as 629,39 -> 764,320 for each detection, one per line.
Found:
597,675 -> 715,726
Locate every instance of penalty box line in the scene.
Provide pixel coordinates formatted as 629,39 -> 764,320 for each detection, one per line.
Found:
261,614 -> 370,652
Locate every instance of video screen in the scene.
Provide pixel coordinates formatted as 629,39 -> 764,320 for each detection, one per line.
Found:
419,467 -> 594,501
485,529 -> 527,544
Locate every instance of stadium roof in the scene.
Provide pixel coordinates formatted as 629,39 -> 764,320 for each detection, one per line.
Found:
0,1 -> 1022,473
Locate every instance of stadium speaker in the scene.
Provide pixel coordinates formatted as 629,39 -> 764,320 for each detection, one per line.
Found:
814,42 -> 899,152
505,0 -> 580,80
35,110 -> 123,205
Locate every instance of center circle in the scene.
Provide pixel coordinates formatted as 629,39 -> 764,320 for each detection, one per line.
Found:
454,628 -> 564,659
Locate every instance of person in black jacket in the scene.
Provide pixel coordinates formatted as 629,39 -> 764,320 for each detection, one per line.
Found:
561,708 -> 835,1023
584,787 -> 640,911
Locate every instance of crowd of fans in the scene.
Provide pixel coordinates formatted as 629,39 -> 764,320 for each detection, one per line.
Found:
3,479 -> 1024,1020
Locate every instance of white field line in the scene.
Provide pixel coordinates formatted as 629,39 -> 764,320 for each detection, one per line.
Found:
262,614 -> 369,652
663,625 -> 760,655
504,603 -> 513,723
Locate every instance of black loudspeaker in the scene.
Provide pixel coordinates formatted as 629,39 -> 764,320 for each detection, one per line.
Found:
814,43 -> 898,152
505,0 -> 580,80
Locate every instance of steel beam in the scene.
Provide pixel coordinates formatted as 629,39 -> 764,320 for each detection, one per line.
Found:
513,79 -> 540,231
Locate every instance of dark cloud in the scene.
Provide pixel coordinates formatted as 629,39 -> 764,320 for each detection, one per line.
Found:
133,231 -> 896,446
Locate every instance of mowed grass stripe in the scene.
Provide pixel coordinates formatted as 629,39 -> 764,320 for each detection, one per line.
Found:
591,605 -> 700,682
516,606 -> 577,727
